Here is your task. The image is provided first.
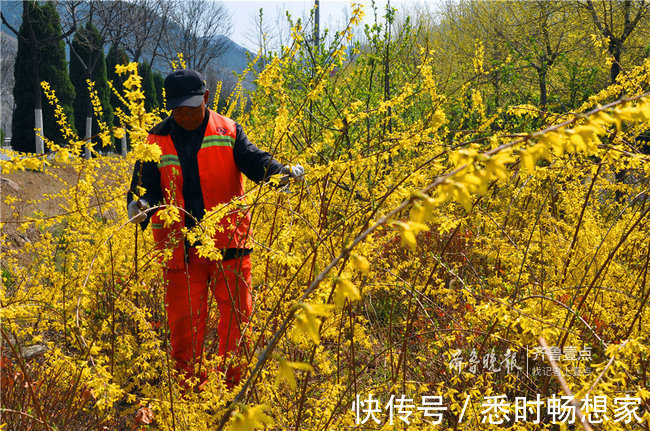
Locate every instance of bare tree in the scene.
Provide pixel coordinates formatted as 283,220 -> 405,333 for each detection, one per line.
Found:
244,8 -> 274,59
91,0 -> 178,67
582,0 -> 649,83
160,0 -> 232,72
243,6 -> 294,59
454,1 -> 586,109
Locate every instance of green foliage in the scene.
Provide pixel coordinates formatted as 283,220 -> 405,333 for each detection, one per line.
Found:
419,1 -> 648,114
106,44 -> 130,151
106,44 -> 129,114
138,62 -> 158,111
11,1 -> 76,153
70,21 -> 114,151
152,70 -> 164,112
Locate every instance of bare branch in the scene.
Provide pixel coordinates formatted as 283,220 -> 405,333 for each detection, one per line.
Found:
159,0 -> 233,71
1,12 -> 25,42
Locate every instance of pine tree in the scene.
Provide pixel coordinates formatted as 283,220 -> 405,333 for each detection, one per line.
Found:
106,44 -> 130,153
138,62 -> 158,112
69,21 -> 113,154
153,70 -> 165,111
106,44 -> 129,114
11,1 -> 76,153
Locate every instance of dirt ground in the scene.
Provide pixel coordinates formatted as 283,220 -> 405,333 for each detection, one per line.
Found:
1,158 -> 128,265
1,163 -> 80,255
1,162 -> 81,214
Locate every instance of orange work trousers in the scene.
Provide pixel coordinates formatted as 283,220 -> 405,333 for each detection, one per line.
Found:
164,248 -> 252,386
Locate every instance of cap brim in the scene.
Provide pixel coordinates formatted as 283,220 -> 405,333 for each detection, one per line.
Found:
167,94 -> 204,110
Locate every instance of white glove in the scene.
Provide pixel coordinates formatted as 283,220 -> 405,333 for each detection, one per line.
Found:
283,164 -> 305,183
128,199 -> 149,223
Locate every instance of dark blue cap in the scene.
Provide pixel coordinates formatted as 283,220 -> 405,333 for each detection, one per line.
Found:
164,69 -> 207,110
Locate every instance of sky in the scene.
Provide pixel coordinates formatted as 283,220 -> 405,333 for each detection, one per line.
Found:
221,0 -> 423,52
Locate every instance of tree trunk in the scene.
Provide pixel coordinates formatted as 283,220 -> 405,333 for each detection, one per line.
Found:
609,38 -> 623,83
538,69 -> 548,109
121,127 -> 127,157
25,2 -> 44,153
34,108 -> 44,153
84,115 -> 92,159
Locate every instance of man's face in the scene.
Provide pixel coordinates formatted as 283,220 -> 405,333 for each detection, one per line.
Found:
172,91 -> 209,131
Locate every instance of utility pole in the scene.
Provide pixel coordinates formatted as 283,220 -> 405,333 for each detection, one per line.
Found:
309,0 -> 320,153
314,0 -> 320,52
384,0 -> 392,135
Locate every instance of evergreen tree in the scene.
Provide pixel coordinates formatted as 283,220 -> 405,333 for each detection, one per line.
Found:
70,21 -> 113,153
106,44 -> 130,152
138,62 -> 158,112
106,44 -> 129,112
153,70 -> 165,111
11,1 -> 76,153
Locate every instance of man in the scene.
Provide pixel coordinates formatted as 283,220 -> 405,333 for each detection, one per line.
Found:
126,69 -> 303,388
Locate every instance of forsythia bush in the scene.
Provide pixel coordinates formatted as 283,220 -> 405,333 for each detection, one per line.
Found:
2,6 -> 649,430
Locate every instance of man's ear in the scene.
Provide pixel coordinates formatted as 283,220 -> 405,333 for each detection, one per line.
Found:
203,90 -> 210,105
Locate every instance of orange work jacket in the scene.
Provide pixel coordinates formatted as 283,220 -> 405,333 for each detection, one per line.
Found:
148,111 -> 252,269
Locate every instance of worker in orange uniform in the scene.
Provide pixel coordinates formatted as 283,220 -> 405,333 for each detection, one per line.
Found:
126,69 -> 304,389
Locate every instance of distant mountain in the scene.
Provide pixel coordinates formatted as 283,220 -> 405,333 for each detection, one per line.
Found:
1,29 -> 17,54
211,35 -> 256,73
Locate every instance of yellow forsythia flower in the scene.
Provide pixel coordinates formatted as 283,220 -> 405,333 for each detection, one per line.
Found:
334,277 -> 361,309
275,358 -> 314,390
230,404 -> 274,431
350,253 -> 370,274
157,206 -> 180,228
